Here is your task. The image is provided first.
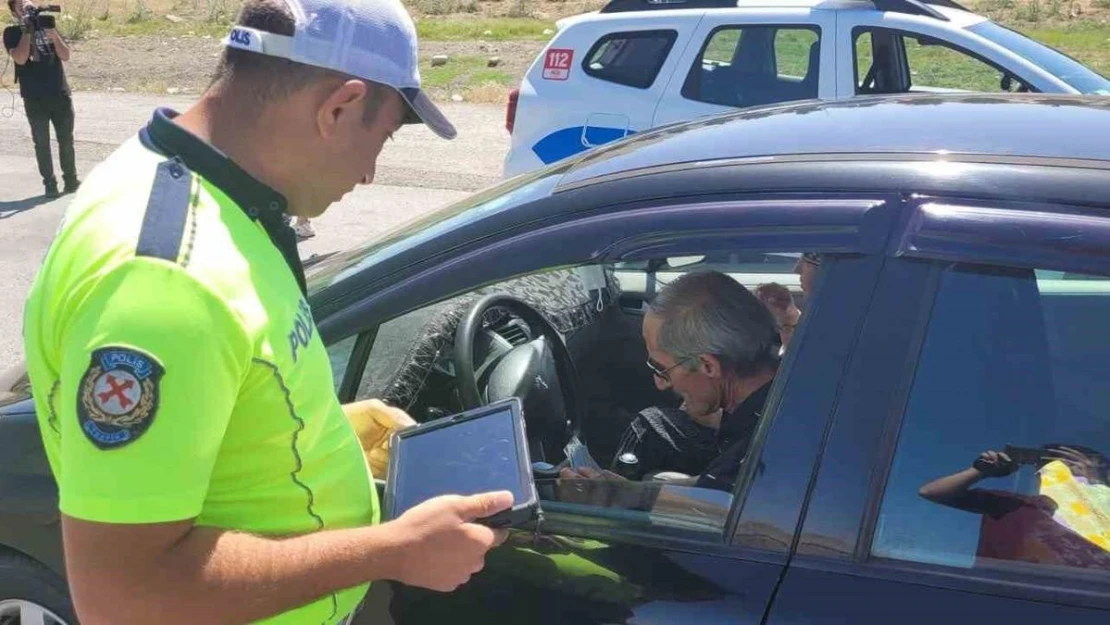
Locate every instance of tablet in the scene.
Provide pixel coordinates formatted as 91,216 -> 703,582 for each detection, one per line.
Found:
382,398 -> 539,528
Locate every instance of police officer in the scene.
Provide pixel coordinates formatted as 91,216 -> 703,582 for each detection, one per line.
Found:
21,0 -> 511,623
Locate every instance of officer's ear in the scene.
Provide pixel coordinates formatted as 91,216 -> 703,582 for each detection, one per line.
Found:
315,79 -> 368,140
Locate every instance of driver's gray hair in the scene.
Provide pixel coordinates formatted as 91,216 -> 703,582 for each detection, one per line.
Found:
648,271 -> 780,377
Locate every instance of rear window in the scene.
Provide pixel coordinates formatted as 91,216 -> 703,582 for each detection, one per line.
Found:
582,30 -> 677,89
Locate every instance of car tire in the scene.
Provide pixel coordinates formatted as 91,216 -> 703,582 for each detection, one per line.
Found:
0,551 -> 77,625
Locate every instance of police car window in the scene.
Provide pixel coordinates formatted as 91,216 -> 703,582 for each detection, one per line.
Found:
854,28 -> 1024,94
684,25 -> 821,108
872,264 -> 1110,580
582,30 -> 677,89
774,29 -> 819,80
904,36 -> 1012,92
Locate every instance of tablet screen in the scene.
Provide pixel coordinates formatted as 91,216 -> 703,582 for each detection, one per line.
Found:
391,406 -> 527,517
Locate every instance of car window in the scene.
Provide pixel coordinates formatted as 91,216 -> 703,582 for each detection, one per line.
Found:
614,251 -> 809,307
904,35 -> 1010,92
538,251 -> 819,542
327,334 -> 359,395
775,28 -> 820,80
346,254 -> 824,544
582,30 -> 677,89
684,25 -> 821,108
968,21 -> 1110,95
855,28 -> 1021,94
872,264 -> 1110,579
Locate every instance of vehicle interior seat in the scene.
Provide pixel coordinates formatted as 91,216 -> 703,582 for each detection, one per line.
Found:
799,41 -> 820,95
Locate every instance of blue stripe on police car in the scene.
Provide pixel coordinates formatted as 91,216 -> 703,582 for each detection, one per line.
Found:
531,126 -> 638,164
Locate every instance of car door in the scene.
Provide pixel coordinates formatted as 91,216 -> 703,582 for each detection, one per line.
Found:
327,192 -> 900,625
653,8 -> 836,127
767,196 -> 1110,623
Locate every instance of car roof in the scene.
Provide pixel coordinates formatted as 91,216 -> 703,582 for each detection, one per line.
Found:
559,0 -> 987,27
555,94 -> 1110,190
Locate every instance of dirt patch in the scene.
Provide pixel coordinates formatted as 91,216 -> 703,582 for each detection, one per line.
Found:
54,36 -> 544,102
64,35 -> 223,94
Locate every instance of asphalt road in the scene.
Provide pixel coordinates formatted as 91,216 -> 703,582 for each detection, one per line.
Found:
0,92 -> 510,368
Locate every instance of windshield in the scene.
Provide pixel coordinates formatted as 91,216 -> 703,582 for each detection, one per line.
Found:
968,22 -> 1110,95
305,161 -> 570,294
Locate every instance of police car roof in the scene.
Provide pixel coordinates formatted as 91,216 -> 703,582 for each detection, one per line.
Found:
555,94 -> 1110,190
588,0 -> 982,21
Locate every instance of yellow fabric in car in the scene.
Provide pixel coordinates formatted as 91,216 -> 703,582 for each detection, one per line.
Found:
1038,460 -> 1110,551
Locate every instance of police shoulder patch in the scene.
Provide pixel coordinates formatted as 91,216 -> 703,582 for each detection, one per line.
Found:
77,346 -> 165,450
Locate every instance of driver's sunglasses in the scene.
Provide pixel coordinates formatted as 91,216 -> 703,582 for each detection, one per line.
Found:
647,357 -> 692,383
802,252 -> 823,267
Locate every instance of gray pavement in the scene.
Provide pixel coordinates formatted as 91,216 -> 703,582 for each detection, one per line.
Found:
0,92 -> 509,367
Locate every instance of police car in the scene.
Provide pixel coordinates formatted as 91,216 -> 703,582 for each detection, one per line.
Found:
502,0 -> 1110,177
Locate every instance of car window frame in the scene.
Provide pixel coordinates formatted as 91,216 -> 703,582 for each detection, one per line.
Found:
319,191 -> 898,556
796,196 -> 1110,609
681,22 -> 824,106
334,328 -> 378,403
851,25 -> 1041,95
580,28 -> 679,90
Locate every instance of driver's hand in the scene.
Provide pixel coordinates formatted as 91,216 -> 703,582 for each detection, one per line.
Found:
343,399 -> 417,479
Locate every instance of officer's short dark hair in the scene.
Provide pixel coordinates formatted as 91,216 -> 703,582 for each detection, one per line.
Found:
210,0 -> 389,125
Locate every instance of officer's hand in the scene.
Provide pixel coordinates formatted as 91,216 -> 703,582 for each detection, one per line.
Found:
342,399 -> 416,479
386,491 -> 513,592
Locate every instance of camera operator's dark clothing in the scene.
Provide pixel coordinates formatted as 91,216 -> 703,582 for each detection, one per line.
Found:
696,380 -> 774,493
4,25 -> 76,190
3,25 -> 70,99
24,94 -> 76,188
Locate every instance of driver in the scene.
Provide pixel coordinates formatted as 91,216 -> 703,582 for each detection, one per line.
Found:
565,270 -> 781,493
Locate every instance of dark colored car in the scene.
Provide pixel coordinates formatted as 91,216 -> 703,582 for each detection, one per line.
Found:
3,93 -> 1110,625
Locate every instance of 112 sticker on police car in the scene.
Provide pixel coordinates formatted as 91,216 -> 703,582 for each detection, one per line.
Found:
543,48 -> 574,81
78,347 -> 165,450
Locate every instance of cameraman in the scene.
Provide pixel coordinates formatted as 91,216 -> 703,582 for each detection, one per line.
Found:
4,0 -> 77,198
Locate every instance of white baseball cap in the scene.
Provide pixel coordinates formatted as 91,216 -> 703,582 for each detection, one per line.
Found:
223,0 -> 456,139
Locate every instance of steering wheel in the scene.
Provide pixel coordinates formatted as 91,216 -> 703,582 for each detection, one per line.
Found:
454,294 -> 585,465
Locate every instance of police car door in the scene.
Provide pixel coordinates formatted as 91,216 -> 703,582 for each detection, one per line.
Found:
653,7 -> 836,127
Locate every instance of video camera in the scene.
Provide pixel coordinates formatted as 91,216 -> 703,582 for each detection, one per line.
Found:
23,4 -> 62,30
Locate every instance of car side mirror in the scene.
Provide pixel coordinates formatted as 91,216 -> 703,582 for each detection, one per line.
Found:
1001,74 -> 1014,91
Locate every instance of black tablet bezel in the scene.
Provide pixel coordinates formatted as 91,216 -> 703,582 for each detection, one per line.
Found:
382,397 -> 540,528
